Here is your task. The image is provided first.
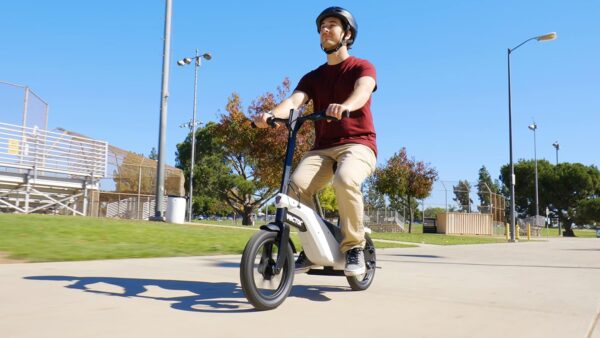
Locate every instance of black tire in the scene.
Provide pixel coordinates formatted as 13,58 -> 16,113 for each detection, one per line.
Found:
240,230 -> 294,310
346,234 -> 376,291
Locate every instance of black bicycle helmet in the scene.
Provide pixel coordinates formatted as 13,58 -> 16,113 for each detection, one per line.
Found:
316,6 -> 358,53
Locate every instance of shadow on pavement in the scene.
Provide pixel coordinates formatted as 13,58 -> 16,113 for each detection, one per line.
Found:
24,275 -> 347,313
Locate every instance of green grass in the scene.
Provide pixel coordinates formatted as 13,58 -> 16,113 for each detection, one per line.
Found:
198,219 -> 508,245
0,214 -> 410,262
538,227 -> 597,238
369,232 -> 508,245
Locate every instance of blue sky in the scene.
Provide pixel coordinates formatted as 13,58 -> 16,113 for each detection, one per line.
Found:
2,1 -> 599,206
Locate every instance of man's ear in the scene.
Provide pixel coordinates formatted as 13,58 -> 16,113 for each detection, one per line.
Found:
344,30 -> 352,42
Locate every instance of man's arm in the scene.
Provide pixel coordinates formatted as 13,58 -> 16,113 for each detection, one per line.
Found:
253,90 -> 308,128
326,76 -> 376,119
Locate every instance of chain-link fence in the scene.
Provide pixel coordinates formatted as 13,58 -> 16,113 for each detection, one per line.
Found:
97,145 -> 184,220
363,208 -> 406,232
422,180 -> 506,225
0,81 -> 48,130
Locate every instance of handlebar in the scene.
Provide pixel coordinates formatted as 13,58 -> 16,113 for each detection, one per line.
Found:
251,110 -> 351,129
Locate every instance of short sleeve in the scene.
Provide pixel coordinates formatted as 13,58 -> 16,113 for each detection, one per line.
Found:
357,59 -> 377,92
294,71 -> 315,101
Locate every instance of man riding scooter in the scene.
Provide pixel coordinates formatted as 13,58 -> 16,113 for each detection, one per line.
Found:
253,6 -> 378,276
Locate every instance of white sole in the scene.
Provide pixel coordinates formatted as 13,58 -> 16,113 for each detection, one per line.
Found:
344,267 -> 366,277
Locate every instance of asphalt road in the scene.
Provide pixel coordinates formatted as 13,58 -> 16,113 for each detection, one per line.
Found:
1,237 -> 599,338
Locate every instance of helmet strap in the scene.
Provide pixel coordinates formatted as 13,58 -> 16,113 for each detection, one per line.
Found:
321,31 -> 348,55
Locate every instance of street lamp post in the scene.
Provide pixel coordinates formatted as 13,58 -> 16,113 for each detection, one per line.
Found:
153,0 -> 173,221
177,50 -> 211,222
552,141 -> 560,236
528,122 -> 539,226
507,32 -> 556,242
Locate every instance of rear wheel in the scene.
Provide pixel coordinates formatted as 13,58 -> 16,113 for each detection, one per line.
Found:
346,234 -> 376,291
240,230 -> 294,310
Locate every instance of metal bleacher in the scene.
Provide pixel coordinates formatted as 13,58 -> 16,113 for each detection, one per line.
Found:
0,122 -> 107,215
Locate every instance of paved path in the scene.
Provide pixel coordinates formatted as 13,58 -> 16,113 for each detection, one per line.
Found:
1,237 -> 599,338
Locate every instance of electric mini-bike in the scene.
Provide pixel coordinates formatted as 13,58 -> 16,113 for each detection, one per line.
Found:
240,109 -> 376,311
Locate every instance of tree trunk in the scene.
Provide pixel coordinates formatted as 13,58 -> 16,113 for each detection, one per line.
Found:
563,221 -> 576,237
242,212 -> 253,226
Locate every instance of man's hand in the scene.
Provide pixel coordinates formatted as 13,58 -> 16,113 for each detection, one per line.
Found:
325,103 -> 350,121
252,111 -> 274,129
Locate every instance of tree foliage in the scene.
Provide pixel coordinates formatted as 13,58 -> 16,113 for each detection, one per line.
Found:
575,198 -> 600,225
213,79 -> 314,225
362,174 -> 386,210
373,148 -> 438,232
175,122 -> 232,216
317,184 -> 338,218
477,165 -> 498,212
500,160 -> 600,236
453,180 -> 473,213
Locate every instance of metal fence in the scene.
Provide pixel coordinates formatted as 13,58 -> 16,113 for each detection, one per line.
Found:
0,122 -> 107,178
97,145 -> 184,220
364,208 -> 406,232
96,192 -> 167,220
422,180 -> 506,225
0,81 -> 48,130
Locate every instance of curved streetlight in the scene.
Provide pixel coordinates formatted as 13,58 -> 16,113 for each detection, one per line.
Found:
528,122 -> 539,225
507,32 -> 556,242
177,49 -> 212,222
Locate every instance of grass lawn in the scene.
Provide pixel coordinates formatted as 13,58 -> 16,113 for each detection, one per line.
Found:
199,219 -> 507,245
538,227 -> 597,238
369,232 -> 508,245
0,214 -> 410,263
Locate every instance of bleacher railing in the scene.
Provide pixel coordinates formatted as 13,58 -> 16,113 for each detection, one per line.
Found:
0,122 -> 107,179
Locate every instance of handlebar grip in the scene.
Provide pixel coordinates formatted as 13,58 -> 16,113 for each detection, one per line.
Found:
267,116 -> 277,128
342,110 -> 350,119
250,116 -> 278,129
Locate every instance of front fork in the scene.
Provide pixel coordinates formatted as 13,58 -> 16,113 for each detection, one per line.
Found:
273,224 -> 290,274
259,206 -> 291,275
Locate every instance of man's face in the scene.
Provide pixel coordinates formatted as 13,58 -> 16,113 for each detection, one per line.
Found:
319,17 -> 349,48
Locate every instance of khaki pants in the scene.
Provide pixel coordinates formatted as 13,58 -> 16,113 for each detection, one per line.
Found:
290,143 -> 376,253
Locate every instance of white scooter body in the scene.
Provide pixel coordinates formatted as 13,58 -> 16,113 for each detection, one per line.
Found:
275,193 -> 371,270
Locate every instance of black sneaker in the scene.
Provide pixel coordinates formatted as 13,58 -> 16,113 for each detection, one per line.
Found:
344,248 -> 365,276
294,251 -> 314,274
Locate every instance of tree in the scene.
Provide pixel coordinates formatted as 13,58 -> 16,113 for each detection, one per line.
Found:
500,160 -> 600,236
500,159 -> 553,218
175,122 -> 232,217
477,166 -> 497,213
453,180 -> 473,213
212,79 -> 315,225
148,147 -> 158,160
575,198 -> 600,226
424,207 -> 446,218
362,174 -> 385,211
317,184 -> 338,219
374,148 -> 438,232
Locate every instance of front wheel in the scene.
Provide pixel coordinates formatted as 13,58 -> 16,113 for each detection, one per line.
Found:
346,234 -> 376,291
240,230 -> 294,310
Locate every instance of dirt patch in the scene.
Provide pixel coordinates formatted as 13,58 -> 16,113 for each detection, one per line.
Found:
0,252 -> 27,264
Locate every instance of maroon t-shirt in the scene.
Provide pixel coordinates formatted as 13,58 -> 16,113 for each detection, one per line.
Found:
295,56 -> 378,157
